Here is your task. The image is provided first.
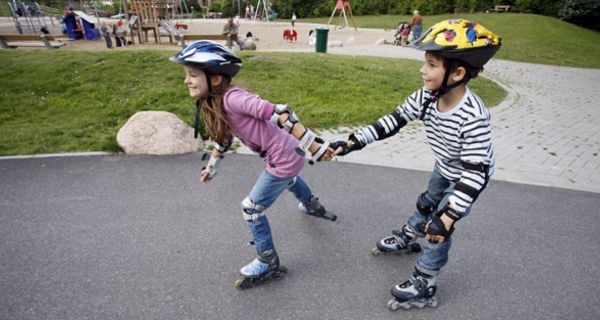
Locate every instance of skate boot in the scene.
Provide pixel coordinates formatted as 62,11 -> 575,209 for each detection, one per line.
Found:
387,269 -> 438,311
371,224 -> 421,256
234,249 -> 287,290
298,196 -> 337,221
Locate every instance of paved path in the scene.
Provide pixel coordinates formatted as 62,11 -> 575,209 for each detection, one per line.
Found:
1,154 -> 599,319
261,44 -> 600,193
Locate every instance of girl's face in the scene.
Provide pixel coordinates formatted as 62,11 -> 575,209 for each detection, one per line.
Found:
183,66 -> 209,98
420,52 -> 446,91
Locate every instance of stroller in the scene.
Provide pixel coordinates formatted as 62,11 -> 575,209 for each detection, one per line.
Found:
394,22 -> 411,46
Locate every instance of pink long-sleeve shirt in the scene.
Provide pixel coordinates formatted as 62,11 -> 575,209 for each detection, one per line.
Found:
223,86 -> 305,178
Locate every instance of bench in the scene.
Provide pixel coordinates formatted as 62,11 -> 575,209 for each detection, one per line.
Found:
0,34 -> 66,49
176,34 -> 228,48
203,12 -> 223,19
489,5 -> 511,13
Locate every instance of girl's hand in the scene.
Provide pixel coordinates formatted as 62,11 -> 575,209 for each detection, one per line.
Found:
200,166 -> 213,183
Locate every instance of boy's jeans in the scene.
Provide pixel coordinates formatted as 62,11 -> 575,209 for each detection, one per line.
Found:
407,167 -> 489,275
245,170 -> 312,255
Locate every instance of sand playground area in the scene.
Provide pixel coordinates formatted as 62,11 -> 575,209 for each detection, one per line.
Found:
0,17 -> 396,52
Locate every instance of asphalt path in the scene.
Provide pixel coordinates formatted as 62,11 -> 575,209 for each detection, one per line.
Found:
1,153 -> 599,320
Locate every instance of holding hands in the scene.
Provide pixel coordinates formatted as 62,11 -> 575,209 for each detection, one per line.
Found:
331,133 -> 365,156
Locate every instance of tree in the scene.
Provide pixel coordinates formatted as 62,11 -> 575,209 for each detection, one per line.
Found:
558,0 -> 600,29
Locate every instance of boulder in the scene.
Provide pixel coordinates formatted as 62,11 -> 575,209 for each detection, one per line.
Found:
117,111 -> 202,155
244,39 -> 257,50
374,38 -> 388,45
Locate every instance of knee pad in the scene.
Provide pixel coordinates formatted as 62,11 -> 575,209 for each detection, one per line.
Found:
241,197 -> 267,221
416,192 -> 434,217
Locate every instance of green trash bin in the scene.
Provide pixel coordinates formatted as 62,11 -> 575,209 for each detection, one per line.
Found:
315,27 -> 329,53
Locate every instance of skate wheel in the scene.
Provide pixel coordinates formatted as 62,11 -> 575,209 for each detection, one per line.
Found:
234,277 -> 250,290
371,247 -> 382,256
429,297 -> 439,308
387,299 -> 401,312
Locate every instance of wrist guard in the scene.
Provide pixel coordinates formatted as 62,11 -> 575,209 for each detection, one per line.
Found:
308,137 -> 331,165
426,215 -> 455,240
202,155 -> 223,179
328,134 -> 364,156
296,129 -> 330,165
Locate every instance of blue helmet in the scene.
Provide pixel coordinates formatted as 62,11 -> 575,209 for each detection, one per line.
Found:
170,40 -> 242,77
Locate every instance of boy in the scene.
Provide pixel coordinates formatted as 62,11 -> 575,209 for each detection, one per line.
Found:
331,19 -> 501,310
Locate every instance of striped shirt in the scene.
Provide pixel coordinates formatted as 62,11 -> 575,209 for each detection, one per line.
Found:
354,87 -> 495,217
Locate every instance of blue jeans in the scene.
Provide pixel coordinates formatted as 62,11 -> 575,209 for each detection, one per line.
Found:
245,170 -> 313,255
407,167 -> 489,275
103,32 -> 112,48
412,24 -> 422,41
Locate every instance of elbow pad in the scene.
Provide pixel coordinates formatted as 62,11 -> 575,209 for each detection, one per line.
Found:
270,104 -> 299,133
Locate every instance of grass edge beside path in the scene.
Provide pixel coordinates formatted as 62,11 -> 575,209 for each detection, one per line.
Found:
0,51 -> 505,156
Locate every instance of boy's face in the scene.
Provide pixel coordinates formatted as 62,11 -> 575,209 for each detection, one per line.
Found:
420,52 -> 446,91
184,66 -> 209,98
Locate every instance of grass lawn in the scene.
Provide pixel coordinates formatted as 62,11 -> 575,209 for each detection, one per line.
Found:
0,50 -> 505,155
300,13 -> 600,68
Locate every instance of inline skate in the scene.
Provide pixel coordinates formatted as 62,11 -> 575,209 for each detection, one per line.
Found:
387,269 -> 438,311
371,224 -> 421,256
299,196 -> 337,221
234,249 -> 287,289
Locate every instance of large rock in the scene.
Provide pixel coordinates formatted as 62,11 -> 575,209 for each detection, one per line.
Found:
244,39 -> 257,50
117,111 -> 202,155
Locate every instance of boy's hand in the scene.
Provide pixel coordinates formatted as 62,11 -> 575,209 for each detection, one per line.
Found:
331,140 -> 354,156
331,134 -> 364,156
424,213 -> 455,243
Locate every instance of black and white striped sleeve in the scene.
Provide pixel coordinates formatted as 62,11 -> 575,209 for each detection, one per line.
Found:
398,88 -> 430,122
351,89 -> 427,146
352,109 -> 407,145
447,115 -> 492,218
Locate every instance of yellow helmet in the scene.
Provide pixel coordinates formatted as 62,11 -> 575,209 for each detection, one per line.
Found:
410,19 -> 501,68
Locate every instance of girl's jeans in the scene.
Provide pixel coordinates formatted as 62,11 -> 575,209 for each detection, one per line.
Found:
408,167 -> 489,275
244,170 -> 312,256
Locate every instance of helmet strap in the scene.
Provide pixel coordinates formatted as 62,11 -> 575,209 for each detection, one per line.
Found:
419,62 -> 467,120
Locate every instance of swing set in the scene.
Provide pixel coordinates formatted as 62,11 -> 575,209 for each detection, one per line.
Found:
327,0 -> 357,31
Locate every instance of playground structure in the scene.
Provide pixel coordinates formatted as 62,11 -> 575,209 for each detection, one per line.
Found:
252,0 -> 271,23
6,0 -> 60,34
123,0 -> 192,44
63,9 -> 101,40
327,0 -> 357,31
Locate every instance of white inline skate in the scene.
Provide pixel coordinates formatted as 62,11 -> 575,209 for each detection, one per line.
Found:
387,269 -> 438,311
371,224 -> 421,256
234,249 -> 287,289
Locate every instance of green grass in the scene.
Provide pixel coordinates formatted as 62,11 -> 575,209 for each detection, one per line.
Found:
300,13 -> 600,68
0,50 -> 505,155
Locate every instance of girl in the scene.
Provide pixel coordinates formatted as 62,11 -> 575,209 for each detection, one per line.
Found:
170,41 -> 336,289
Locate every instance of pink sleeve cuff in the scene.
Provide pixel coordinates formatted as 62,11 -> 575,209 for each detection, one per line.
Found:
262,102 -> 275,120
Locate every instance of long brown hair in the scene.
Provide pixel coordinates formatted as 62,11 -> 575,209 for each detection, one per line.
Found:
201,75 -> 234,145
